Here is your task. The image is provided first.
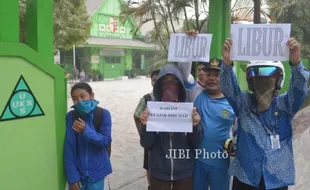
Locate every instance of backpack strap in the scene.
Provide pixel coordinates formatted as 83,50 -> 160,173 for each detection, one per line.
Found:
72,110 -> 80,121
93,107 -> 111,158
93,107 -> 103,132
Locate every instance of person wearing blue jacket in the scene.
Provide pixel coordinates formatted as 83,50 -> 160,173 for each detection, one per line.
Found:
221,37 -> 309,190
64,82 -> 112,190
138,64 -> 203,190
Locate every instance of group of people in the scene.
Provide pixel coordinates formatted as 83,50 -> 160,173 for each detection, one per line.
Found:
134,31 -> 309,190
62,31 -> 309,190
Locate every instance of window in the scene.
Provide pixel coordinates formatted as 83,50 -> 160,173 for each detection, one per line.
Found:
104,56 -> 121,64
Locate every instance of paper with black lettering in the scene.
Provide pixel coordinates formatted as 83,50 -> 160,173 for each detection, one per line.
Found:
168,33 -> 212,62
146,101 -> 193,132
230,24 -> 291,61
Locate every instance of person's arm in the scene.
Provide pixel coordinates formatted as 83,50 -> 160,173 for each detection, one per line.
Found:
278,61 -> 309,115
139,124 -> 156,150
64,113 -> 80,184
82,109 -> 112,148
176,61 -> 196,86
220,38 -> 248,116
134,97 -> 146,131
138,108 -> 156,150
220,64 -> 246,116
188,124 -> 203,148
177,61 -> 204,101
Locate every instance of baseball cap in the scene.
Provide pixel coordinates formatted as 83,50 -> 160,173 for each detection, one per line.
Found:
202,58 -> 223,71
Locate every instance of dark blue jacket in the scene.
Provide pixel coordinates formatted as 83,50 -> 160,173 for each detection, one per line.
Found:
64,109 -> 112,184
139,64 -> 203,181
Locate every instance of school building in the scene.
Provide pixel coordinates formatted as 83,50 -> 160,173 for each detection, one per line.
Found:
60,0 -> 157,80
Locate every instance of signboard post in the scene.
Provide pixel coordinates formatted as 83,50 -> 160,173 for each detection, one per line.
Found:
0,0 -> 66,189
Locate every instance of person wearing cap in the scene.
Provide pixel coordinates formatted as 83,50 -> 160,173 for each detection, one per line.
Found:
221,37 -> 309,190
192,58 -> 235,190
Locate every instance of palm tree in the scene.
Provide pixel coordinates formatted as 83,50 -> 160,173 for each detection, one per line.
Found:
231,0 -> 270,23
253,0 -> 261,23
267,0 -> 310,108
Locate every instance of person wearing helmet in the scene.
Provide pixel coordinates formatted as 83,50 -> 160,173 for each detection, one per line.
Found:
220,37 -> 309,190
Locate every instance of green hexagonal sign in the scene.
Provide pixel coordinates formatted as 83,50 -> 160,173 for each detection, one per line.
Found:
0,75 -> 44,122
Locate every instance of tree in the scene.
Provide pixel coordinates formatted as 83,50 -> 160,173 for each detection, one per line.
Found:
121,0 -> 208,70
267,0 -> 310,109
19,0 -> 91,54
267,0 -> 310,60
253,0 -> 261,23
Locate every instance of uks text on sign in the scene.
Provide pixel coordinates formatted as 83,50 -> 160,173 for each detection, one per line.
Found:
230,24 -> 291,61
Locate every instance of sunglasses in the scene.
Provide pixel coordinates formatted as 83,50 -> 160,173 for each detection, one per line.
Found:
247,66 -> 282,78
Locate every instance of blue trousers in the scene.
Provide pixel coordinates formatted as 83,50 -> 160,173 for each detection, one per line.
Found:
194,161 -> 230,190
81,177 -> 104,190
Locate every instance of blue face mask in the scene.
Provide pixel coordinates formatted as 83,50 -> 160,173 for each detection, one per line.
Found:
71,99 -> 99,114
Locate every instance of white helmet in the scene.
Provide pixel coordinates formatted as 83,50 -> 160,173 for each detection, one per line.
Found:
246,61 -> 285,91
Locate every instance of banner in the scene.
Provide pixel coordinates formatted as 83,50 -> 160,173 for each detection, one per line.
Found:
230,24 -> 291,61
168,33 -> 212,62
146,101 -> 193,133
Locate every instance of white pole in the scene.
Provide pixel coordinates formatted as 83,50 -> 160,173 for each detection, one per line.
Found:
73,45 -> 76,67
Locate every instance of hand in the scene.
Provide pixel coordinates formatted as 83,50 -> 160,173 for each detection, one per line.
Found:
287,38 -> 301,65
222,38 -> 233,66
139,108 -> 149,126
185,30 -> 199,37
192,107 -> 201,126
72,118 -> 86,134
69,182 -> 82,190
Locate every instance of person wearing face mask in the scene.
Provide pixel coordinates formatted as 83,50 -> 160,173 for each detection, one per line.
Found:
138,64 -> 203,190
220,38 -> 309,190
64,82 -> 112,190
193,58 -> 235,190
134,69 -> 160,190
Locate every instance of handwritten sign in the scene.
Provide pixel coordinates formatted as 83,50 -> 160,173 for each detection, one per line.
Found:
230,24 -> 291,61
168,33 -> 212,62
146,101 -> 193,133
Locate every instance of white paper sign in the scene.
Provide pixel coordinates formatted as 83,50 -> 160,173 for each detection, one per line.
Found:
230,24 -> 291,61
146,101 -> 193,133
168,33 -> 212,62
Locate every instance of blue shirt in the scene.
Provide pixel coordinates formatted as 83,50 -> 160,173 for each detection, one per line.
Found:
194,91 -> 235,168
220,62 -> 309,189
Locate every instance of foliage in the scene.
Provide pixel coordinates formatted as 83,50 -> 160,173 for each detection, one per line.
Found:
88,68 -> 103,81
267,0 -> 310,108
267,0 -> 310,59
19,0 -> 92,54
121,0 -> 208,69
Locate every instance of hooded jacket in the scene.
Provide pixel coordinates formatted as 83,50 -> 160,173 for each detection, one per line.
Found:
138,64 -> 203,181
64,109 -> 112,184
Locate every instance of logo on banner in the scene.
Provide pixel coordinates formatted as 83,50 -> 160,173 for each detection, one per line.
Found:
109,17 -> 117,33
0,75 -> 44,122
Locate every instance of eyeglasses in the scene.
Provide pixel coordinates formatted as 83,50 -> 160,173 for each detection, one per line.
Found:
247,66 -> 282,78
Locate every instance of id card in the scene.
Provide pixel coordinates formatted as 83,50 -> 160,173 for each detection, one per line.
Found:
270,134 -> 280,150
